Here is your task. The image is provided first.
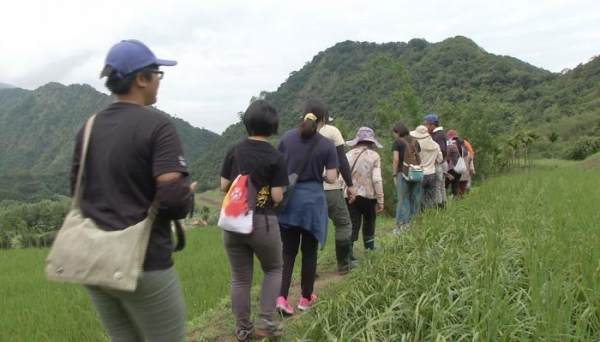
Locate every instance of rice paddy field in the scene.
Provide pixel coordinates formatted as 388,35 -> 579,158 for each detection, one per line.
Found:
1,157 -> 599,341
0,226 -> 253,342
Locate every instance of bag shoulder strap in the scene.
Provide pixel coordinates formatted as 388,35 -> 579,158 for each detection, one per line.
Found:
350,148 -> 368,173
295,134 -> 320,174
72,113 -> 98,208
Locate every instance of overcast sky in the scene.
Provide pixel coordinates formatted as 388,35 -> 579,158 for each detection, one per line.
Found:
1,0 -> 598,134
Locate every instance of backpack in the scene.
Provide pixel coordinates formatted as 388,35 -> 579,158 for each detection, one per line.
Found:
398,137 -> 423,182
217,150 -> 258,235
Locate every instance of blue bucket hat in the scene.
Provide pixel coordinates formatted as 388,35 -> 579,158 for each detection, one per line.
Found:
100,39 -> 177,79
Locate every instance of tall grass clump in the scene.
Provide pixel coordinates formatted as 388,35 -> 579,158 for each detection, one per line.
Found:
289,166 -> 600,341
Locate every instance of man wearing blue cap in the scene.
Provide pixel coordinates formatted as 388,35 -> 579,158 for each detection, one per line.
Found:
72,39 -> 195,341
424,114 -> 447,208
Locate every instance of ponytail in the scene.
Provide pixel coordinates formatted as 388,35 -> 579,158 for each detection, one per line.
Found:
299,113 -> 318,139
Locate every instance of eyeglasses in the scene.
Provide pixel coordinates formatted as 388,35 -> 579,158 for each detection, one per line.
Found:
151,71 -> 164,80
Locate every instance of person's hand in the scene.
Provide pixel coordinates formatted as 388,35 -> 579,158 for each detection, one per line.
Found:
393,176 -> 398,186
346,186 -> 357,204
190,182 -> 198,192
471,169 -> 476,175
376,203 -> 385,213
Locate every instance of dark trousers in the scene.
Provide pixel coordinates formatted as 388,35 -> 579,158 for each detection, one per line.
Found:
223,215 -> 282,331
279,226 -> 318,300
347,196 -> 377,246
445,169 -> 461,198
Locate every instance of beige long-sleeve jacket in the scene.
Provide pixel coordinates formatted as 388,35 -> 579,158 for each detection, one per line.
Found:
343,146 -> 384,204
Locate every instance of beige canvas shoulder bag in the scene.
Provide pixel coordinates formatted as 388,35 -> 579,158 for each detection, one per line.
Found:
45,114 -> 157,292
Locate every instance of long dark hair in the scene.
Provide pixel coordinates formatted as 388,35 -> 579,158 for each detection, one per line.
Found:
393,123 -> 409,137
299,98 -> 328,139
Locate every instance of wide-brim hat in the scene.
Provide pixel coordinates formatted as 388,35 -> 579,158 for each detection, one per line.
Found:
346,126 -> 383,148
410,125 -> 430,139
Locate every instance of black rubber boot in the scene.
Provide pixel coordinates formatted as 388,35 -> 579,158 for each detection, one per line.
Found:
336,240 -> 354,274
350,242 -> 357,261
363,236 -> 375,250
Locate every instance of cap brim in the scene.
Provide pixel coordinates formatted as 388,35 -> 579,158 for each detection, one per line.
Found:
100,65 -> 115,78
155,58 -> 177,66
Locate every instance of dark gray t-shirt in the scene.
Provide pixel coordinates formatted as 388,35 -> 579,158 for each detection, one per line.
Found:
71,102 -> 188,270
277,129 -> 338,182
393,136 -> 421,168
220,139 -> 289,214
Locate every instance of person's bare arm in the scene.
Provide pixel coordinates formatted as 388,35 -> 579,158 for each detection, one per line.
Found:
393,150 -> 400,185
271,186 -> 284,203
323,168 -> 338,184
220,177 -> 231,193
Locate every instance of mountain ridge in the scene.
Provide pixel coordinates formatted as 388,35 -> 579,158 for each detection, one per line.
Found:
188,36 -> 599,190
0,82 -> 220,201
2,36 -> 599,196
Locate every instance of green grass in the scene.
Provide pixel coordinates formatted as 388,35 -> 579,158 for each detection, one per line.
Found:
286,166 -> 600,341
0,226 -> 262,342
2,161 -> 599,341
529,158 -> 578,168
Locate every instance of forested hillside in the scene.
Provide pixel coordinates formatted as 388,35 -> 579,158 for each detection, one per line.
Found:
190,36 -> 600,191
2,35 -> 599,249
0,83 -> 219,201
0,82 -> 15,89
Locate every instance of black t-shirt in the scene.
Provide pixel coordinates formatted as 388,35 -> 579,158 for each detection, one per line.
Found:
392,136 -> 421,169
220,139 -> 289,214
71,102 -> 189,271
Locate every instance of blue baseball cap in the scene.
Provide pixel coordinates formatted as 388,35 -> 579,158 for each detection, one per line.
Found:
424,113 -> 439,123
100,39 -> 177,79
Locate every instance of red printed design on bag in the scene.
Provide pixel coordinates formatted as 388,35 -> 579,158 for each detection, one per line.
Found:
223,175 -> 251,217
218,173 -> 257,235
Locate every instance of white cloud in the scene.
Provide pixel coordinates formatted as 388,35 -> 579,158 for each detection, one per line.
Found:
1,0 -> 598,133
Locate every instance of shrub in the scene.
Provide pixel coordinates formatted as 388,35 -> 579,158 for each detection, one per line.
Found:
564,136 -> 600,160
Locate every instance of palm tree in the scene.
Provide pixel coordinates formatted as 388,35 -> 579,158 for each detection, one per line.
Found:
507,137 -> 520,169
548,132 -> 559,158
520,130 -> 540,165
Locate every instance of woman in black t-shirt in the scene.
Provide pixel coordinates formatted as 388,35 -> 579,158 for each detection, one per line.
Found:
392,123 -> 422,232
219,100 -> 288,341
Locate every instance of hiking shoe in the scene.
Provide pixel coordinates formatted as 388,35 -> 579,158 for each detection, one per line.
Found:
276,296 -> 294,316
393,223 -> 410,233
297,294 -> 317,311
236,328 -> 254,342
255,319 -> 283,338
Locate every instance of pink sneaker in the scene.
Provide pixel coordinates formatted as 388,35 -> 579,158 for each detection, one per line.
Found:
297,294 -> 317,311
276,296 -> 294,315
